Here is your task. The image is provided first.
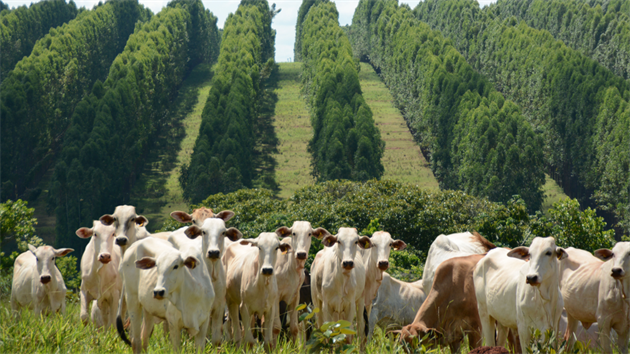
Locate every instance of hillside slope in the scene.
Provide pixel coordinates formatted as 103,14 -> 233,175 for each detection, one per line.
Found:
358,63 -> 438,189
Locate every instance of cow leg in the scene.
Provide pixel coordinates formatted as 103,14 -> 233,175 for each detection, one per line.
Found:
598,318 -> 614,354
264,304 -> 277,351
367,306 -> 378,343
347,301 -> 357,345
210,302 -> 224,346
141,310 -> 155,353
478,309 -> 495,347
228,301 -> 241,344
240,304 -> 255,346
80,287 -> 94,325
288,295 -> 300,339
563,313 -> 579,351
496,322 -> 509,348
518,324 -> 531,354
10,291 -> 21,319
356,297 -> 366,348
168,322 -> 182,354
128,300 -> 143,354
195,317 -> 210,353
320,300 -> 332,328
612,320 -> 630,354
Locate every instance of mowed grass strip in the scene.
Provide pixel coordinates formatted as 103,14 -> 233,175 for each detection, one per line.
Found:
358,63 -> 439,189
272,62 -> 315,199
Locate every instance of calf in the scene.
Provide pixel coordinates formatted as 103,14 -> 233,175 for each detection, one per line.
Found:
593,242 -> 630,354
367,273 -> 425,341
395,254 -> 483,352
11,244 -> 73,317
76,221 -> 121,328
273,221 -> 330,338
224,232 -> 291,348
423,231 -> 495,294
474,237 -> 566,353
172,210 -> 241,345
311,228 -> 371,345
99,205 -> 148,251
117,237 -> 214,353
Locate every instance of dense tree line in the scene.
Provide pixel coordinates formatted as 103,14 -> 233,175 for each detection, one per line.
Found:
488,0 -> 630,81
0,0 -> 78,82
414,0 -> 630,229
349,0 -> 545,210
299,1 -> 385,182
49,1 -> 220,249
0,0 -> 151,202
181,1 -> 276,203
294,0 -> 325,62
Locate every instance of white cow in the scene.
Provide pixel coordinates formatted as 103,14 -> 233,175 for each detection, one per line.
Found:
99,205 -> 148,251
367,273 -> 425,341
224,232 -> 291,348
76,221 -> 121,329
11,244 -> 74,317
173,210 -> 242,345
273,221 -> 331,338
474,237 -> 567,353
311,228 -> 371,346
423,231 -> 495,295
117,237 -> 214,353
593,242 -> 630,354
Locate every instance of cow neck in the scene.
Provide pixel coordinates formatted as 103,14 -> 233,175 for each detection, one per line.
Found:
618,278 -> 630,302
205,258 -> 222,283
364,250 -> 383,283
171,267 -> 207,333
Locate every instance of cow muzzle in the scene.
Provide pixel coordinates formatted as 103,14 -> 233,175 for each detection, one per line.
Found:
262,267 -> 273,276
342,260 -> 354,270
207,250 -> 220,259
40,275 -> 51,284
525,274 -> 540,286
153,289 -> 166,299
115,236 -> 128,246
296,252 -> 307,260
378,260 -> 389,271
612,267 -> 625,279
98,253 -> 112,264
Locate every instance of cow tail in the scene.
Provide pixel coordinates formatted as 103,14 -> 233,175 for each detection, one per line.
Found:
363,308 -> 369,337
116,282 -> 131,346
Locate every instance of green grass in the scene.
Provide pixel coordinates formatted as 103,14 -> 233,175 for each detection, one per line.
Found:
542,175 -> 569,212
272,63 -> 315,199
358,63 -> 439,189
128,64 -> 213,231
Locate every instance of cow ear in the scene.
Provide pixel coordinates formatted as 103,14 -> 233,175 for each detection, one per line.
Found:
136,257 -> 156,269
392,239 -> 407,251
556,247 -> 568,260
594,249 -> 614,261
76,227 -> 94,239
170,211 -> 192,223
507,246 -> 530,260
100,214 -> 115,226
225,228 -> 243,242
358,236 -> 372,249
28,244 -> 37,254
275,226 -> 292,238
183,256 -> 199,269
279,242 -> 292,255
216,210 -> 235,222
240,239 -> 257,247
54,248 -> 74,257
184,226 -> 202,239
312,227 -> 331,240
136,216 -> 148,227
322,235 -> 338,247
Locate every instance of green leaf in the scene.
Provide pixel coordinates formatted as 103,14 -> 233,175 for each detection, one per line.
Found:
296,303 -> 307,311
336,320 -> 352,328
332,333 -> 346,343
339,328 -> 356,335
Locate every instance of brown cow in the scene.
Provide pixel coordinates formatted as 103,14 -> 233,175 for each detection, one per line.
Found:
394,254 -> 483,352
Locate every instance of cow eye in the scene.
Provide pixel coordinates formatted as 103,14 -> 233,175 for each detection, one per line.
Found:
355,241 -> 358,244
131,217 -> 136,222
546,251 -> 552,256
309,233 -> 312,236
292,232 -> 296,236
173,265 -> 178,270
52,257 -> 55,261
276,246 -> 280,250
202,231 -> 206,235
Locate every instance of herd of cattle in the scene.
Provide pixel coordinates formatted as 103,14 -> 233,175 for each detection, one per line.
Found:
8,204 -> 630,353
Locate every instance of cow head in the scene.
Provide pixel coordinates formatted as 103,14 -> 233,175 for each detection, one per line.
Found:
184,210 -> 241,262
366,231 -> 407,271
391,323 -> 442,347
240,232 -> 291,277
170,207 -> 218,227
275,221 -> 330,263
28,244 -> 73,285
321,228 -> 371,271
76,221 -> 116,264
99,205 -> 148,248
595,242 -> 630,280
135,250 -> 199,300
507,237 -> 567,287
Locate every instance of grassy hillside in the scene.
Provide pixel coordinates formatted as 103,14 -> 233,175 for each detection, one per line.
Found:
358,63 -> 439,189
272,63 -> 316,198
128,64 -> 213,231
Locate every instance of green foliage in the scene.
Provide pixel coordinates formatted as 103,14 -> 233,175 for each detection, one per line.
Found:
530,198 -> 615,252
182,1 -> 276,203
48,2 -> 220,254
413,0 -> 630,228
0,0 -> 78,81
0,199 -> 42,257
0,0 -> 151,201
387,246 -> 424,282
294,0 -> 327,61
349,0 -> 545,211
55,255 -> 80,291
299,2 -> 385,183
306,319 -> 356,354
